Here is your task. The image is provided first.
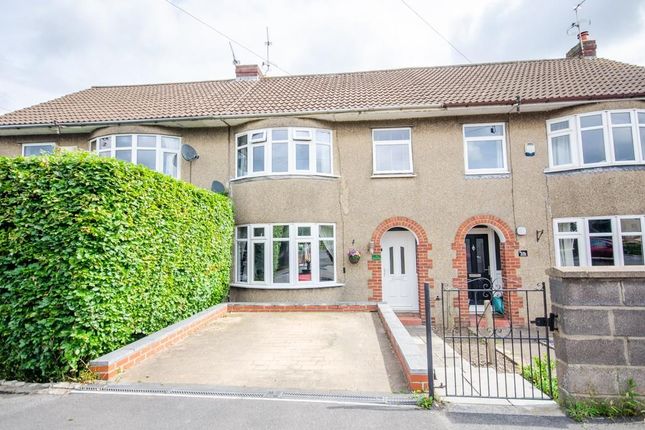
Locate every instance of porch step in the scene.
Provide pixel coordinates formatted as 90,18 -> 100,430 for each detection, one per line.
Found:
395,313 -> 423,326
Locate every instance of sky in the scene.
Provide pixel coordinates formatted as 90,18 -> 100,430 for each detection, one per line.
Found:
0,0 -> 644,113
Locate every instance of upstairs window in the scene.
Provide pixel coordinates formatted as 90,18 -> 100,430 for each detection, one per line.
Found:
547,109 -> 645,171
90,134 -> 181,178
463,123 -> 508,175
372,128 -> 413,174
22,143 -> 55,156
554,215 -> 644,267
235,127 -> 333,178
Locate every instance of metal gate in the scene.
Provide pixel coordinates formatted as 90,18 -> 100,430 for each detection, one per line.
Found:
425,281 -> 557,400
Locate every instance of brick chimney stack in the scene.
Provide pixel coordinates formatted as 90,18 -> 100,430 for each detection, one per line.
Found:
235,64 -> 263,81
566,31 -> 597,59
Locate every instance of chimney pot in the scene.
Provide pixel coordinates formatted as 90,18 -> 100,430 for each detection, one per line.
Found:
235,64 -> 263,81
566,33 -> 597,59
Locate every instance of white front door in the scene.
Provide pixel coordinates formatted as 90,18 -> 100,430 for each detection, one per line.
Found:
382,230 -> 419,311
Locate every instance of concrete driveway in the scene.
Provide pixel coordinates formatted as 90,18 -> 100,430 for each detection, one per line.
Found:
119,312 -> 406,393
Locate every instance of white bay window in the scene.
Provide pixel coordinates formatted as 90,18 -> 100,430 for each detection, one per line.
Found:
547,109 -> 645,171
90,134 -> 181,178
554,216 -> 644,267
236,127 -> 333,178
234,223 -> 336,288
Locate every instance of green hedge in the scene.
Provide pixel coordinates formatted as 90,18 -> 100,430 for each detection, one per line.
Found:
0,152 -> 233,381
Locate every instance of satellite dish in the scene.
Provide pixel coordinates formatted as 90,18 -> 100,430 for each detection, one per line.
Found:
181,144 -> 199,161
211,181 -> 226,194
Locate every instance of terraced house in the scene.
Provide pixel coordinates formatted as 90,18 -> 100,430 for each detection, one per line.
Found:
1,36 -> 644,324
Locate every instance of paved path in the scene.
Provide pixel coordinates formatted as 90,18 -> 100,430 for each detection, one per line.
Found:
120,312 -> 406,393
2,391 -> 641,430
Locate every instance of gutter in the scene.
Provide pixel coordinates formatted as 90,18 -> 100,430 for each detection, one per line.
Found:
1,95 -> 644,132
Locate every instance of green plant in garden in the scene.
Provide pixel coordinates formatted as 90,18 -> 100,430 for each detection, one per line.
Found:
564,379 -> 645,422
521,355 -> 559,400
0,152 -> 233,382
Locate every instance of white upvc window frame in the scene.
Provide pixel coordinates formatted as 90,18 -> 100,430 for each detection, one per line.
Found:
554,215 -> 645,268
546,117 -> 578,168
371,127 -> 414,175
462,122 -> 509,175
234,127 -> 334,179
233,222 -> 337,288
21,142 -> 56,156
89,134 -> 181,179
546,109 -> 645,171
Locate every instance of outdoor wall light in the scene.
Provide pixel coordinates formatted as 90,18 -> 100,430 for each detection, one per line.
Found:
516,226 -> 527,236
525,143 -> 536,157
368,240 -> 375,254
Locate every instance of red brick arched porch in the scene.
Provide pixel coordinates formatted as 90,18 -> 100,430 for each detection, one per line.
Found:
451,215 -> 524,325
368,216 -> 433,320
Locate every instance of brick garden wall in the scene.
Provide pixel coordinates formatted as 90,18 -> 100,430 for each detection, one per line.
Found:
548,267 -> 645,400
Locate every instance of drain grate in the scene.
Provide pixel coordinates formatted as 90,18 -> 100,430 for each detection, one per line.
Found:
74,384 -> 417,406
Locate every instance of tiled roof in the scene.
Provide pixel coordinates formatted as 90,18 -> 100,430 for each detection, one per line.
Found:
1,58 -> 644,127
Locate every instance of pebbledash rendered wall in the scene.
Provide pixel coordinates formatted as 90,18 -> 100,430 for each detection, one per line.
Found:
548,267 -> 645,400
0,100 -> 644,319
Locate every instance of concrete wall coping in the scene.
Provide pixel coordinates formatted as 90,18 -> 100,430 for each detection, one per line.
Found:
89,303 -> 229,367
547,266 -> 645,279
377,303 -> 427,374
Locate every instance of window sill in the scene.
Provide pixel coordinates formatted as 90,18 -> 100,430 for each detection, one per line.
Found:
464,171 -> 510,179
230,173 -> 339,183
544,162 -> 645,174
230,282 -> 344,290
371,173 -> 416,178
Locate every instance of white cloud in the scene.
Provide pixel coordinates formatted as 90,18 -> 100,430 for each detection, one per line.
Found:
0,0 -> 643,112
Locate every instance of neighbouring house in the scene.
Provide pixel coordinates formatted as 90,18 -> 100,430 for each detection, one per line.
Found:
1,34 -> 644,324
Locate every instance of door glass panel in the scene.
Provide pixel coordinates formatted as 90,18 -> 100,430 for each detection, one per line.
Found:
581,129 -> 606,164
298,242 -> 312,281
253,243 -> 265,282
237,241 -> 248,282
389,246 -> 394,275
590,236 -> 614,266
400,246 -> 405,275
319,240 -> 334,282
612,127 -> 635,161
558,238 -> 580,266
273,241 -> 290,283
622,236 -> 644,265
137,150 -> 156,170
